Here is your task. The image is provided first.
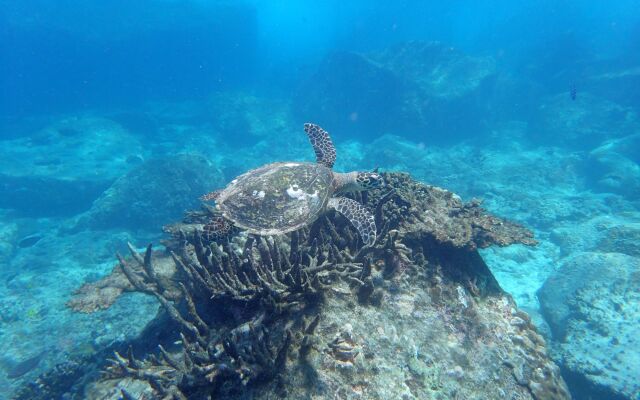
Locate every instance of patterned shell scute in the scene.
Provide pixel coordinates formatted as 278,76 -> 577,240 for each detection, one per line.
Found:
217,162 -> 334,235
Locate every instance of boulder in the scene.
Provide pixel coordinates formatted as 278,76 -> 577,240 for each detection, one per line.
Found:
549,215 -> 640,258
293,51 -> 407,140
0,219 -> 17,265
0,116 -> 144,216
538,252 -> 640,400
204,92 -> 295,149
72,154 -> 223,231
532,93 -> 639,149
0,173 -> 110,217
369,41 -> 496,101
293,41 -> 498,143
589,65 -> 640,108
588,134 -> 640,198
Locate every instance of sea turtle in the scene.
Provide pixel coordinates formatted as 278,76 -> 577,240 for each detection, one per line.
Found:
200,123 -> 383,246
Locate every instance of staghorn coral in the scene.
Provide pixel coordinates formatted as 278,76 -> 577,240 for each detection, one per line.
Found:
86,199 -> 381,398
13,357 -> 88,400
67,246 -> 179,313
57,172 -> 567,400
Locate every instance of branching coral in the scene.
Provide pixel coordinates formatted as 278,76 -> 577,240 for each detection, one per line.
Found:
98,194 -> 394,398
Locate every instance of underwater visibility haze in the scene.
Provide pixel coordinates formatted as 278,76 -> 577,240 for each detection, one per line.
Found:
0,1 -> 639,399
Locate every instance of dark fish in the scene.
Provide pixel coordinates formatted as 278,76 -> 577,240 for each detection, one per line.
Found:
57,127 -> 80,137
569,84 -> 577,101
6,351 -> 45,379
125,154 -> 144,165
18,234 -> 43,248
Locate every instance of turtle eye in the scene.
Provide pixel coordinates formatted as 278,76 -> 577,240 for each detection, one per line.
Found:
368,173 -> 384,187
357,172 -> 384,189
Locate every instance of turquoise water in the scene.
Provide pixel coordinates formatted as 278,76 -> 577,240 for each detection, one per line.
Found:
1,1 -> 638,399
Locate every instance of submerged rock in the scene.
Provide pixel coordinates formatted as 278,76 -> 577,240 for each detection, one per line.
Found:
589,65 -> 640,108
293,41 -> 498,143
0,221 -> 18,265
538,252 -> 640,400
0,174 -> 110,218
549,214 -> 640,258
205,92 -> 294,148
0,116 -> 144,216
293,51 -> 407,141
532,93 -> 640,149
71,154 -> 224,231
588,133 -> 640,198
34,173 -> 567,399
369,41 -> 496,101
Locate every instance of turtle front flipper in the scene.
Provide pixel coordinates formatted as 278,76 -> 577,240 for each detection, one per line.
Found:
200,190 -> 221,202
328,197 -> 376,246
304,123 -> 336,169
203,216 -> 235,241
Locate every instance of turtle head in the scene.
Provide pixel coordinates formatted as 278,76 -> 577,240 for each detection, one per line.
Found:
355,171 -> 384,190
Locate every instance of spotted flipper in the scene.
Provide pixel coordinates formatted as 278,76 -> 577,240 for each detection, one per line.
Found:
304,123 -> 337,169
328,197 -> 376,246
202,216 -> 234,241
200,190 -> 221,202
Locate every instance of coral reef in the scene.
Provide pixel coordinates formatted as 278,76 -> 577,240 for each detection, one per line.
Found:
381,174 -> 537,250
538,252 -> 640,400
55,172 -> 568,399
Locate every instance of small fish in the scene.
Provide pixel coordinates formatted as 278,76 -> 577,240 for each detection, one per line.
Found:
18,234 -> 43,248
569,84 -> 577,101
4,351 -> 46,379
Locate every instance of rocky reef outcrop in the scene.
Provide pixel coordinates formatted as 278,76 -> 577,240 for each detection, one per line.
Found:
538,252 -> 640,400
587,133 -> 640,198
588,65 -> 640,109
292,41 -> 499,143
71,154 -> 224,231
0,116 -> 143,217
531,93 -> 640,149
22,173 -> 568,399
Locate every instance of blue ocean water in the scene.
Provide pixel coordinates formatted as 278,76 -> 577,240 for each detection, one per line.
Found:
1,1 -> 639,399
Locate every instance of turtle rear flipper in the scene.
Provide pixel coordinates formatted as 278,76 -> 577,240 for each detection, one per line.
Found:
304,123 -> 336,169
328,197 -> 376,246
203,216 -> 235,241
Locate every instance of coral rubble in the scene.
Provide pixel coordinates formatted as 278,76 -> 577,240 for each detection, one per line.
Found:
58,172 -> 567,399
